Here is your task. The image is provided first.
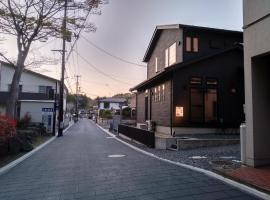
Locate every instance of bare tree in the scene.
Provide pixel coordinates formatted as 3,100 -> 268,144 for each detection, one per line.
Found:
0,0 -> 106,118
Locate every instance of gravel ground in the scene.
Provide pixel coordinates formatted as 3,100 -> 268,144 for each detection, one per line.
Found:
108,129 -> 241,171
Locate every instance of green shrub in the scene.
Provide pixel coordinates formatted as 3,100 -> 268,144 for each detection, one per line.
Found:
122,107 -> 131,118
99,109 -> 112,119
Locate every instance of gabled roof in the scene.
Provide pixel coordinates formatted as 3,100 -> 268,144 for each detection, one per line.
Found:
0,61 -> 59,82
143,24 -> 242,62
132,44 -> 243,91
0,61 -> 69,93
99,97 -> 127,103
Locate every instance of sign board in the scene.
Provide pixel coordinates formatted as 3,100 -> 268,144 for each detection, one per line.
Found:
176,106 -> 184,117
42,108 -> 54,112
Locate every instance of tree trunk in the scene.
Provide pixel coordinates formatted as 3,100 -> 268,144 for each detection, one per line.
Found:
6,62 -> 24,119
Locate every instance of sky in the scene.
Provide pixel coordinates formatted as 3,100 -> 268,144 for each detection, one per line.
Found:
0,0 -> 243,98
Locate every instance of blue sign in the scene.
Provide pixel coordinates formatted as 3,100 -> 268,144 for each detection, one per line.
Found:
42,108 -> 54,112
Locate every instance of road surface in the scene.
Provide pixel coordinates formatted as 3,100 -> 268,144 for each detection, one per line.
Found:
0,119 -> 262,200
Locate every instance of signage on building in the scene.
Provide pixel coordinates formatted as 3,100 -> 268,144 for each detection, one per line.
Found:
176,106 -> 184,117
42,108 -> 54,112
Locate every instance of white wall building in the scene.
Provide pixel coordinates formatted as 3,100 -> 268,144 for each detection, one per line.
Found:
0,61 -> 68,132
98,98 -> 127,110
243,0 -> 270,167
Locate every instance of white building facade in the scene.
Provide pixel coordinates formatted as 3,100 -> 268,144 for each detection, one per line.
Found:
0,61 -> 67,132
243,0 -> 270,167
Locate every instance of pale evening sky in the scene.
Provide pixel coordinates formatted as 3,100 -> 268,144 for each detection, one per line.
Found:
1,0 -> 243,98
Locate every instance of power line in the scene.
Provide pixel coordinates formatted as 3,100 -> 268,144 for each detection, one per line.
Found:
73,49 -> 133,86
81,35 -> 146,68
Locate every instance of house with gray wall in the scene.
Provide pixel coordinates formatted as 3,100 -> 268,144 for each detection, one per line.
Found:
242,0 -> 270,167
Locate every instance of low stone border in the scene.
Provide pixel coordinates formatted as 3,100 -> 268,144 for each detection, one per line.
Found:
0,122 -> 74,176
96,124 -> 270,200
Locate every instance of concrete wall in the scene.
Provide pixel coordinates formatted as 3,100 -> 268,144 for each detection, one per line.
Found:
243,0 -> 270,26
147,29 -> 183,79
243,0 -> 270,166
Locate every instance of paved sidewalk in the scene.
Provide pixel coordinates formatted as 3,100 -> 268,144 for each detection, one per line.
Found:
226,166 -> 270,192
0,119 -> 263,200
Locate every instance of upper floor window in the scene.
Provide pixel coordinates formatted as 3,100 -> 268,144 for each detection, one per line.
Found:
186,37 -> 199,52
165,42 -> 176,67
206,78 -> 218,86
155,57 -> 158,73
39,86 -> 52,94
190,77 -> 202,85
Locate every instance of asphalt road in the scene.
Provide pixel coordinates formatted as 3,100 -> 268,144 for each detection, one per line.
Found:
0,119 -> 262,200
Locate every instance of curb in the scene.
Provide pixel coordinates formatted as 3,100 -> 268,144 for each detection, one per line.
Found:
0,122 -> 74,176
96,124 -> 270,200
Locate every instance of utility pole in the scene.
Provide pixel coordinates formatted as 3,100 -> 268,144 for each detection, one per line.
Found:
58,0 -> 68,137
75,75 -> 81,121
52,81 -> 58,136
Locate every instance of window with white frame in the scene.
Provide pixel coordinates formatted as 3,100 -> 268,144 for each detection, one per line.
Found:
165,42 -> 177,67
155,57 -> 158,73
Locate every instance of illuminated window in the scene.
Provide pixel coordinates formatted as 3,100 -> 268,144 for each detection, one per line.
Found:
154,87 -> 157,102
176,106 -> 184,117
162,84 -> 165,101
193,38 -> 199,52
155,57 -> 158,73
186,37 -> 191,52
186,37 -> 199,52
190,77 -> 202,85
158,86 -> 161,101
206,78 -> 218,86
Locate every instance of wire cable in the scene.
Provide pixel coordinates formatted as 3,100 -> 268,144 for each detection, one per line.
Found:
73,49 -> 133,86
81,35 -> 146,68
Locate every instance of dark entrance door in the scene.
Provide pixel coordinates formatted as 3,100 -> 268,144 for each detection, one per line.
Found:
204,88 -> 218,122
190,88 -> 204,123
190,88 -> 218,123
145,96 -> 148,121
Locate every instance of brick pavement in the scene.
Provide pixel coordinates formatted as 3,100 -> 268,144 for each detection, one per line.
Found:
227,166 -> 270,192
0,119 -> 263,200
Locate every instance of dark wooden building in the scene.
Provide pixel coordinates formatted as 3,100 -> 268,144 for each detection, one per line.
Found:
131,24 -> 244,136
